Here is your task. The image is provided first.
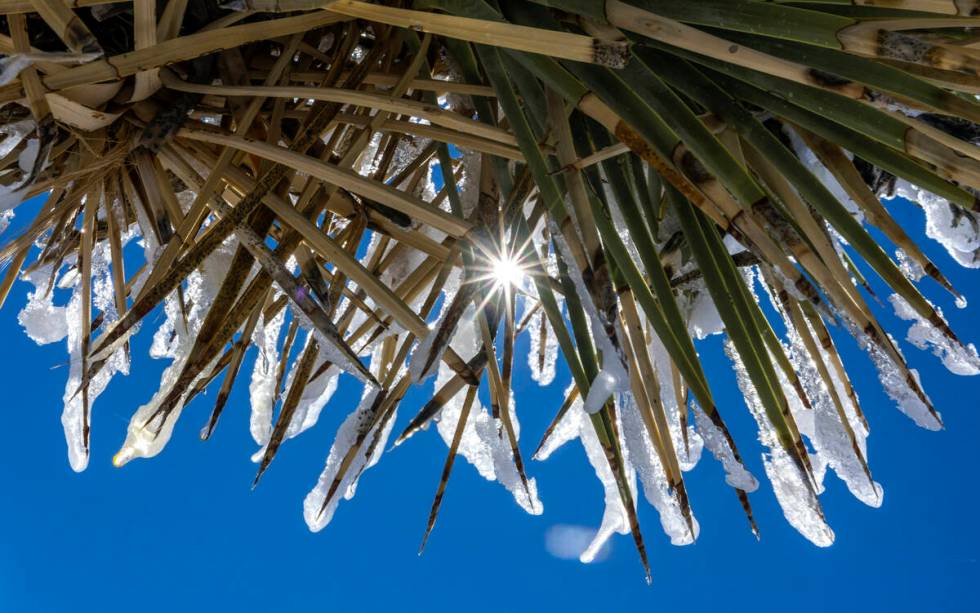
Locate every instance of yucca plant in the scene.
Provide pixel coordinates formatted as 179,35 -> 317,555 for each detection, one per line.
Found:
1,0 -> 979,581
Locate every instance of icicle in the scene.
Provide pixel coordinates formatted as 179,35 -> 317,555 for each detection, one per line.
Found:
725,341 -> 834,546
303,384 -> 396,531
620,393 -> 698,545
433,312 -> 541,514
248,304 -> 286,446
535,385 -> 630,560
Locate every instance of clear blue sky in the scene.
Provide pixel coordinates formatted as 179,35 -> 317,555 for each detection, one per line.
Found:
1,193 -> 978,612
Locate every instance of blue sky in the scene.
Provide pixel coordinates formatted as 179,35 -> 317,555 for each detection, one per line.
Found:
1,193 -> 978,612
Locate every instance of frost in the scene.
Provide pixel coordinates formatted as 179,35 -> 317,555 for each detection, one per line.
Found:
889,294 -> 980,376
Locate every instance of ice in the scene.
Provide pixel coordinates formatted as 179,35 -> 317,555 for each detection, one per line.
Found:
284,359 -> 339,439
890,293 -> 980,376
550,220 -> 629,411
645,333 -> 704,471
18,267 -> 69,344
407,324 -> 440,383
787,126 -> 863,222
583,370 -> 621,415
892,180 -> 980,269
895,249 -> 925,283
115,230 -> 238,465
433,310 -> 541,515
620,393 -> 698,545
0,209 -> 12,236
526,309 -> 558,386
535,385 -> 631,560
782,322 -> 882,507
854,324 -> 942,430
693,403 -> 759,492
248,304 -> 286,446
724,340 -> 835,546
303,383 -> 396,532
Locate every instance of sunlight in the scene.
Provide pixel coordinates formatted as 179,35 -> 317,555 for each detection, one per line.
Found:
491,254 -> 525,288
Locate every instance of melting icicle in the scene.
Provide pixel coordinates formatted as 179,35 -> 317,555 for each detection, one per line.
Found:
535,387 -> 631,561
115,231 -> 238,465
303,384 -> 396,531
725,341 -> 834,546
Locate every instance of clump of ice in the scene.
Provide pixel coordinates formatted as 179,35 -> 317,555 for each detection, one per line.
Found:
891,180 -> 980,269
889,294 -> 980,376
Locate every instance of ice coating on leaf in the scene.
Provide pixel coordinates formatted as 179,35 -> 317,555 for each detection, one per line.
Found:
550,220 -> 629,412
115,234 -> 238,466
284,360 -> 338,439
895,248 -> 926,283
407,324 -> 440,383
303,384 -> 396,532
693,403 -> 759,492
526,308 -> 558,386
891,180 -> 980,268
619,393 -> 698,545
890,294 -> 980,376
724,341 -> 834,546
535,388 -> 631,562
645,333 -> 704,472
854,324 -> 942,430
781,325 -> 882,507
249,304 -> 286,446
433,310 -> 541,515
62,241 -> 130,471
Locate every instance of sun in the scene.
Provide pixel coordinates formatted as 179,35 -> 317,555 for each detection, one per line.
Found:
491,254 -> 525,288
